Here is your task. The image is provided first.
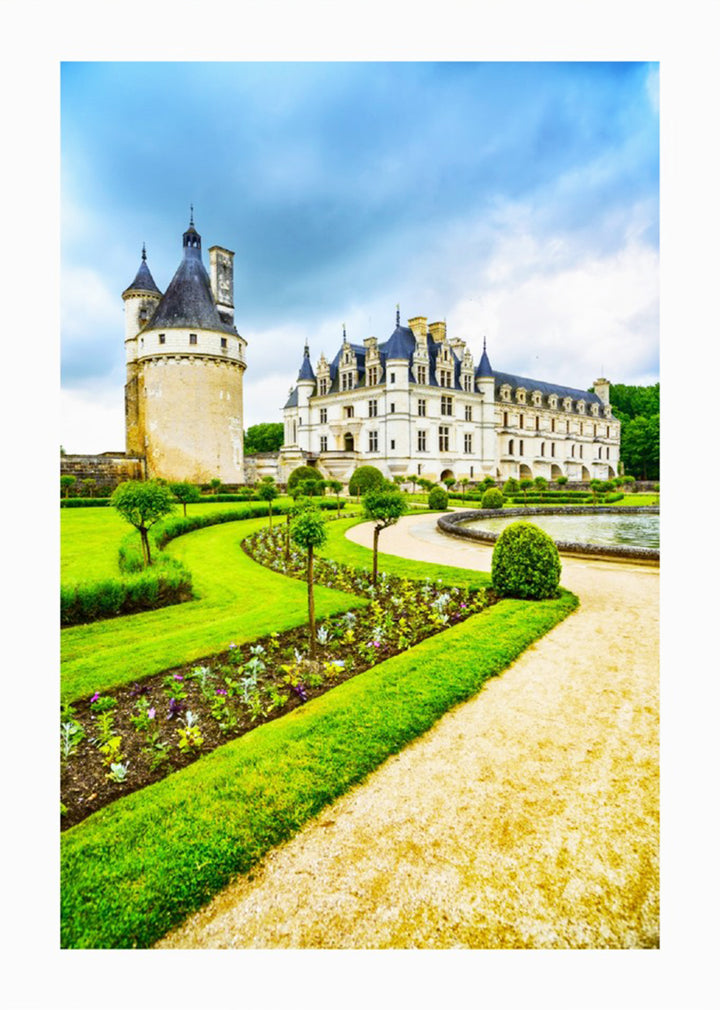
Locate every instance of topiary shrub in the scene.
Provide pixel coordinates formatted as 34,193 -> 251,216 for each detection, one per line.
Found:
348,465 -> 385,498
481,487 -> 504,509
427,485 -> 448,510
287,465 -> 321,492
491,521 -> 561,600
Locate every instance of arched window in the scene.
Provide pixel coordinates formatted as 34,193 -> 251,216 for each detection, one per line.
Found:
508,439 -> 514,456
540,442 -> 545,456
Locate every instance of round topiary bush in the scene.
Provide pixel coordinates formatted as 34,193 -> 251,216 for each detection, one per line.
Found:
348,465 -> 385,497
427,485 -> 448,510
491,521 -> 561,600
481,487 -> 504,509
287,465 -> 321,491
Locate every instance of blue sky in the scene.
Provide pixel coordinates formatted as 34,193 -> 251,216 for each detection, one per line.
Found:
61,61 -> 659,452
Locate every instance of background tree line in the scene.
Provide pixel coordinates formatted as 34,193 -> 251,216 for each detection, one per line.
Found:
609,382 -> 659,481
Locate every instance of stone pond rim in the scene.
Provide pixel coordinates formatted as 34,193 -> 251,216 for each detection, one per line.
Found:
437,506 -> 660,564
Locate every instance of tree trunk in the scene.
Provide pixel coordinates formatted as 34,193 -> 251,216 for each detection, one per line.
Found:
285,514 -> 290,565
373,526 -> 380,585
140,526 -> 152,566
183,503 -> 187,517
268,502 -> 273,528
308,545 -> 316,658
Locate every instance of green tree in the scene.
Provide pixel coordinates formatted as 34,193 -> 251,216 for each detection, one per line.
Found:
620,415 -> 660,481
110,480 -> 176,566
458,477 -> 469,501
61,475 -> 76,499
81,478 -> 97,499
443,476 -> 456,492
257,478 -> 279,527
287,465 -> 321,492
519,478 -> 533,504
427,485 -> 448,510
244,422 -> 284,454
533,476 -> 548,493
556,475 -> 568,488
209,478 -> 223,496
290,506 -> 328,658
589,478 -> 602,503
503,476 -> 519,496
325,478 -> 344,513
362,485 -> 408,585
348,465 -> 385,500
168,481 -> 201,517
417,477 -> 434,500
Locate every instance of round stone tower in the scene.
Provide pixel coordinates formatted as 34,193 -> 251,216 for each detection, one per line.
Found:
122,215 -> 247,483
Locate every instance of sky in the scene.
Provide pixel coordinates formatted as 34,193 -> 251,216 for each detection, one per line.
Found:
60,60 -> 659,453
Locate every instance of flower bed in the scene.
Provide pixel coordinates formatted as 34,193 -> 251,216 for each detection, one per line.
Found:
61,524 -> 490,828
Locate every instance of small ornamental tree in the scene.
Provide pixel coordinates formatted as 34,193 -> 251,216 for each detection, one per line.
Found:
417,477 -> 434,499
297,477 -> 324,497
589,479 -> 602,503
481,476 -> 496,491
534,476 -> 548,493
209,478 -> 223,496
348,465 -> 385,501
326,479 -> 344,513
443,476 -> 456,491
362,485 -> 408,585
290,506 -> 328,657
503,476 -> 519,496
169,481 -> 201,516
110,480 -> 176,566
427,485 -> 448,510
519,478 -> 533,504
257,478 -> 279,527
458,477 -> 470,500
491,521 -> 561,600
287,465 -> 320,493
61,475 -> 76,499
556,475 -> 569,488
481,487 -> 504,509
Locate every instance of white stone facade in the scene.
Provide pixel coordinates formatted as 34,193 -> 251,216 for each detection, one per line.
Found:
280,314 -> 620,485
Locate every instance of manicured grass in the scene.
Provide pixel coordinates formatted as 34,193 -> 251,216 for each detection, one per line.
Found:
61,585 -> 578,949
61,515 -> 363,703
60,498 -> 303,585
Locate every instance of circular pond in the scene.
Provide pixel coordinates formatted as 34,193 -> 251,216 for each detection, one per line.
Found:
462,511 -> 659,550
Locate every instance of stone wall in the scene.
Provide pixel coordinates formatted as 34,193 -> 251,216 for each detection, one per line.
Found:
60,453 -> 144,492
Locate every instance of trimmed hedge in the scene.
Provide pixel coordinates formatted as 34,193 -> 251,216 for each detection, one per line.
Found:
427,486 -> 449,510
61,497 -> 112,508
491,521 -> 561,600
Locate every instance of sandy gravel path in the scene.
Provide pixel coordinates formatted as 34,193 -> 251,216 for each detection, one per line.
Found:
157,513 -> 659,949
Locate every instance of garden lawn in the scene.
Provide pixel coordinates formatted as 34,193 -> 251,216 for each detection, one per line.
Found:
61,515 -> 362,703
60,499 -> 303,585
61,585 -> 577,949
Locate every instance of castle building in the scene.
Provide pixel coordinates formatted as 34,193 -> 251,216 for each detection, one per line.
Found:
123,214 -> 246,482
281,311 -> 620,484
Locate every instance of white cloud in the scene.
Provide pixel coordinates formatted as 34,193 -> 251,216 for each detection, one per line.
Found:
61,383 -> 125,455
62,264 -> 120,340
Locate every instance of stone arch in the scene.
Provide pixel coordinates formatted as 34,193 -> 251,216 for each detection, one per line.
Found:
440,468 -> 455,482
550,463 -> 563,480
519,463 -> 533,479
607,464 -> 616,478
581,466 -> 591,481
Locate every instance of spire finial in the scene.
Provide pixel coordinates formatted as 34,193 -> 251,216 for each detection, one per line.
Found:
304,340 -> 310,356
396,304 -> 400,327
190,203 -> 194,227
342,322 -> 347,341
483,336 -> 487,353
141,242 -> 147,261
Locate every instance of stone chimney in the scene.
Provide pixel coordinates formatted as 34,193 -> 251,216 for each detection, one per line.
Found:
408,316 -> 428,339
428,320 -> 446,343
209,246 -> 235,325
593,377 -> 610,405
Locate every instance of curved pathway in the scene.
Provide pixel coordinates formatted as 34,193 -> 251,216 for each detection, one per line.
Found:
158,512 -> 659,949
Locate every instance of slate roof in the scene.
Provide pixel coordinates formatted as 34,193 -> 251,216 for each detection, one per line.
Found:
143,224 -> 237,335
491,370 -> 602,405
297,344 -> 316,381
123,250 -> 161,297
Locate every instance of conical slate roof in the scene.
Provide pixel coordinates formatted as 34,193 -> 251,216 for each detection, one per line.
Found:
122,247 -> 161,297
476,338 -> 493,378
145,221 -> 237,335
298,343 -> 316,381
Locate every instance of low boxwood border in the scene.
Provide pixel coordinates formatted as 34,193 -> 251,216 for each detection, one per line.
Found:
61,586 -> 577,949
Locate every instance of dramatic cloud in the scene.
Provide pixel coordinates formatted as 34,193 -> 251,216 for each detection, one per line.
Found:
61,61 -> 659,451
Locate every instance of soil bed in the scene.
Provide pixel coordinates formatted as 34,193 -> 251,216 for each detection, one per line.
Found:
61,523 -> 492,829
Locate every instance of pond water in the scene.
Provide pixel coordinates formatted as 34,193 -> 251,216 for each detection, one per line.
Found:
462,512 -> 660,549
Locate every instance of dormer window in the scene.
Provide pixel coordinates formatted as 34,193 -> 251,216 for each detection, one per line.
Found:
416,365 -> 427,384
563,397 -> 572,412
516,388 -> 526,404
367,366 -> 379,385
577,401 -> 586,414
500,385 -> 511,402
549,394 -> 558,410
532,391 -> 542,407
462,374 -> 472,392
319,378 -> 328,396
591,403 -> 599,416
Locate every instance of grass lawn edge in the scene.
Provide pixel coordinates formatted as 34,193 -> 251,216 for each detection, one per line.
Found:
61,586 -> 578,949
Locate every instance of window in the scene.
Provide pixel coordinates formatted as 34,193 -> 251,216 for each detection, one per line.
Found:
551,418 -> 556,432
463,374 -> 473,392
221,337 -> 227,349
519,414 -> 524,429
368,399 -> 377,418
541,442 -> 545,456
390,402 -> 395,413
341,372 -> 353,391
464,405 -> 472,422
441,395 -> 453,416
439,425 -> 450,452
579,445 -> 583,459
320,408 -> 327,424
344,405 -> 354,418
418,398 -> 427,417
503,411 -> 509,427
535,416 -> 540,431
519,439 -> 524,455
464,433 -> 472,454
189,333 -> 197,345
470,466 -> 474,478
417,430 -> 427,452
368,430 -> 378,452
390,439 -> 395,450
390,373 -> 396,383
320,436 -> 328,452
508,439 -> 514,456
416,365 -> 427,384
367,366 -> 378,385
551,443 -> 555,457
319,378 -> 328,396
159,334 -> 165,344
